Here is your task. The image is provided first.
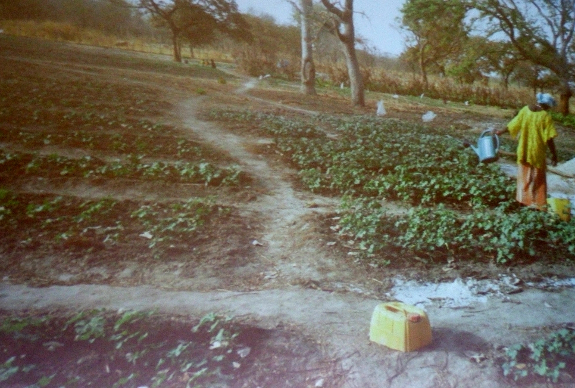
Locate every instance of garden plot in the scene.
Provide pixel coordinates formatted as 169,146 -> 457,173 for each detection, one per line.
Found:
0,35 -> 261,291
0,308 -> 336,388
2,35 -> 575,387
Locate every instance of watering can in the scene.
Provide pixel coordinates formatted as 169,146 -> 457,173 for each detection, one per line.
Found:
464,129 -> 500,163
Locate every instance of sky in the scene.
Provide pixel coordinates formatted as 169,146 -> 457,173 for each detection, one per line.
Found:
235,0 -> 407,57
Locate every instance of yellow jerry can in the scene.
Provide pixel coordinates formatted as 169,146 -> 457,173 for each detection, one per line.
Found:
369,302 -> 432,352
547,197 -> 571,222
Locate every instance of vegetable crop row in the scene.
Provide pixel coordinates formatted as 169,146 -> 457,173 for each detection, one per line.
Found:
0,309 -> 244,388
0,189 -> 226,253
0,128 -> 203,160
210,109 -> 575,264
0,150 -> 245,186
213,110 -> 513,208
339,198 -> 575,264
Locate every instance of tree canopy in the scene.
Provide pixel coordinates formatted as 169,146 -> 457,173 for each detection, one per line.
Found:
1,0 -> 144,36
400,0 -> 470,88
136,0 -> 249,62
473,0 -> 575,114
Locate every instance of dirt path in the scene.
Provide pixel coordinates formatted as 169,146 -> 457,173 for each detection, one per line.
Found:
3,280 -> 575,387
177,97 -> 362,289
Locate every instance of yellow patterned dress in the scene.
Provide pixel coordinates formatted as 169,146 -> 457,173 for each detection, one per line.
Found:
507,106 -> 557,208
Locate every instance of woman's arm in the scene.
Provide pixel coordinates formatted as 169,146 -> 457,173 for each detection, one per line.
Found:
547,138 -> 558,166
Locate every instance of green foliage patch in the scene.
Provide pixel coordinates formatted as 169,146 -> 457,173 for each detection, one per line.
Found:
0,189 -> 226,255
210,109 -> 575,265
501,328 -> 575,383
212,110 -> 513,207
0,309 -> 250,388
0,150 -> 243,186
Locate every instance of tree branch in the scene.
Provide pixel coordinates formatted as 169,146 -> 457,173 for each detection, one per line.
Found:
285,0 -> 302,14
320,0 -> 344,20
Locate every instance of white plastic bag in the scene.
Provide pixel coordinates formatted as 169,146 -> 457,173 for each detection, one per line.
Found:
376,100 -> 386,116
422,111 -> 436,122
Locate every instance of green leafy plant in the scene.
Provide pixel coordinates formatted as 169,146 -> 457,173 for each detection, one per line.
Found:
131,198 -> 222,248
0,189 -> 19,221
501,328 -> 575,383
0,357 -> 20,383
65,310 -> 106,343
0,309 -> 252,387
75,198 -> 117,223
25,196 -> 63,218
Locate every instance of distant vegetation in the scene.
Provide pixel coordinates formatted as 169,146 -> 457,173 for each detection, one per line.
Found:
0,0 -> 547,111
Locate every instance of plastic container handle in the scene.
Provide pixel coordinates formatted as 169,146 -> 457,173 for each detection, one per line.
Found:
385,305 -> 404,315
481,129 -> 500,153
384,305 -> 422,322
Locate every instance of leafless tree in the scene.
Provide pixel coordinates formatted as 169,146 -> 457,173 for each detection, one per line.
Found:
288,0 -> 317,95
320,0 -> 364,106
300,0 -> 317,95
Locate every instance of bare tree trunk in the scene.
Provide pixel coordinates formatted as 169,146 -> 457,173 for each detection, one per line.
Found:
417,41 -> 429,90
341,31 -> 363,105
419,55 -> 428,89
300,0 -> 316,95
502,72 -> 511,90
171,31 -> 182,62
320,0 -> 364,106
559,81 -> 572,116
173,40 -> 181,62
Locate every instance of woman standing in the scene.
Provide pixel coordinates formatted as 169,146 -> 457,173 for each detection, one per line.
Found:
496,93 -> 559,209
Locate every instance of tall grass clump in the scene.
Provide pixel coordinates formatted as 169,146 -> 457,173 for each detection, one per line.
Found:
0,20 -> 117,46
317,62 -> 533,110
365,68 -> 532,109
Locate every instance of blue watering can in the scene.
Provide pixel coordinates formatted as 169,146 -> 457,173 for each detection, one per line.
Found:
464,129 -> 500,163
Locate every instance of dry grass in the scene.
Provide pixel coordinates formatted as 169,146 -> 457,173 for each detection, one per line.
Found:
0,19 -> 559,111
0,20 -> 233,61
0,20 -> 115,45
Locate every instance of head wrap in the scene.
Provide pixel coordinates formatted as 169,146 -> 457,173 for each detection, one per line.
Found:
536,92 -> 557,107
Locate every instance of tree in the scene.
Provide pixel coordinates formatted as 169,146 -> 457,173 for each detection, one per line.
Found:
446,36 -> 490,84
299,0 -> 317,95
320,0 -> 364,106
512,61 -> 560,94
136,0 -> 248,62
400,0 -> 470,89
474,0 -> 575,115
476,41 -> 523,90
179,4 -> 218,58
232,13 -> 299,77
289,0 -> 317,95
